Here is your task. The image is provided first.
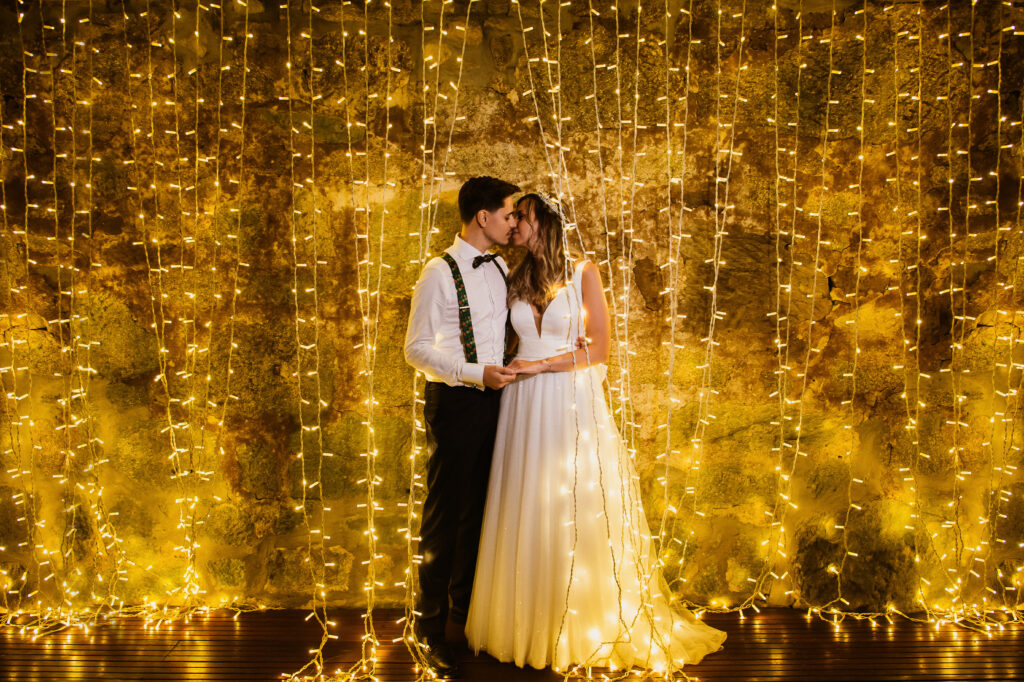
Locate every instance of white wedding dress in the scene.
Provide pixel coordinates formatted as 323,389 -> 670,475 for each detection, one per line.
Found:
466,262 -> 726,673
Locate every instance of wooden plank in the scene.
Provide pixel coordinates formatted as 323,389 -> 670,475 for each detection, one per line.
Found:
0,608 -> 1020,681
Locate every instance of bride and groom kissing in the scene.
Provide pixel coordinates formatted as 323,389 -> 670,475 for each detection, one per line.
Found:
404,176 -> 725,678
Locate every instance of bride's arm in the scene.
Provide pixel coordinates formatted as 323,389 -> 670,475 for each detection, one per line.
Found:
514,262 -> 610,374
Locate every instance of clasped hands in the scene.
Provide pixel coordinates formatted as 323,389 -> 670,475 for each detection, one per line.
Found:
482,335 -> 588,390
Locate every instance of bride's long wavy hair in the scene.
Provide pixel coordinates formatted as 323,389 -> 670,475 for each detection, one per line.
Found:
507,193 -> 572,310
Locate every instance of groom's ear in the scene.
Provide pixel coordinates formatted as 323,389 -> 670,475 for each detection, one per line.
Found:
475,208 -> 489,227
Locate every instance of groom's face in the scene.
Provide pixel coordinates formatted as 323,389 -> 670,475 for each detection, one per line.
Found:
479,195 -> 517,247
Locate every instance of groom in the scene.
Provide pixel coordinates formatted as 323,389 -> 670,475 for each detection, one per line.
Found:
404,176 -> 520,677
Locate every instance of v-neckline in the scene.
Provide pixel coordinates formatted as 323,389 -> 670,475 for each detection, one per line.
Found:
528,289 -> 562,338
522,264 -> 583,338
530,303 -> 547,338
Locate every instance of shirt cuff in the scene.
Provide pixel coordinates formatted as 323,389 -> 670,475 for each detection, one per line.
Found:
461,363 -> 485,389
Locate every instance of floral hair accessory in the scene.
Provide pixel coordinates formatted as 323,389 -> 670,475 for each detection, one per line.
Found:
534,191 -> 567,224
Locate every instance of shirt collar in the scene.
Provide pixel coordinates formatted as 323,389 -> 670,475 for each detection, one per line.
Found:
452,234 -> 489,261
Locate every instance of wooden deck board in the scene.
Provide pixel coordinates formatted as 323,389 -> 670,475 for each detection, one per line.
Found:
0,608 -> 1020,680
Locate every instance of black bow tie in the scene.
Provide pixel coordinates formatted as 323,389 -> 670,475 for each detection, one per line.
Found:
473,253 -> 498,269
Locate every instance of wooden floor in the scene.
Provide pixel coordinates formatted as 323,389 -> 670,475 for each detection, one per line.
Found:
0,607 -> 1021,680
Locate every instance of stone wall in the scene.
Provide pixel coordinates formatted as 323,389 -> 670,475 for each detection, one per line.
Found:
1,0 -> 1022,617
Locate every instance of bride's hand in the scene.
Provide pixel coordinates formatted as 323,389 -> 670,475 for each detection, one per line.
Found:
508,359 -> 545,375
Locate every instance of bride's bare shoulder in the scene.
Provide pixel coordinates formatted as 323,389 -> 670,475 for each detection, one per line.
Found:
576,260 -> 602,281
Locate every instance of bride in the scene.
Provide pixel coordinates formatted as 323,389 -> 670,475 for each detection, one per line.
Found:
465,192 -> 726,674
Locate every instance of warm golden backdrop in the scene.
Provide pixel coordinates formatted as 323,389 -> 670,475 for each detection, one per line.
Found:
1,0 -> 1022,635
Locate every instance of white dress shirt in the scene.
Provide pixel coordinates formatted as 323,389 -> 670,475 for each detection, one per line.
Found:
404,235 -> 509,388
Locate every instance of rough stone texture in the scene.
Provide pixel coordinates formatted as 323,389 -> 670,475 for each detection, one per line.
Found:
0,0 -> 1022,618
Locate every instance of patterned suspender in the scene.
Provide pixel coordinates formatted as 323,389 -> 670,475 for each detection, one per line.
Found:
441,252 -> 511,366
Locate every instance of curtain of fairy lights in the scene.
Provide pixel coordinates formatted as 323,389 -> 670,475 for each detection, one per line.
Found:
1,1 -> 1023,680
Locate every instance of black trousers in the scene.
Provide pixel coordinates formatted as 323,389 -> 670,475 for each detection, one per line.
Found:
416,381 -> 502,638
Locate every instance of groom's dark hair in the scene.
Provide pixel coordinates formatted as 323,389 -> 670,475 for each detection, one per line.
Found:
458,176 -> 521,224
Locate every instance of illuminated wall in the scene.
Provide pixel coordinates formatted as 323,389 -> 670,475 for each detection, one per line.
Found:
1,0 -> 1022,636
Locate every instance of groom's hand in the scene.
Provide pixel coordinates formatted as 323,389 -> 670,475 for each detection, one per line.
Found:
483,365 -> 516,390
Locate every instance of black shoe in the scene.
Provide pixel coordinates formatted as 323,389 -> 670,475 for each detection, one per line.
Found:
415,633 -> 461,679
